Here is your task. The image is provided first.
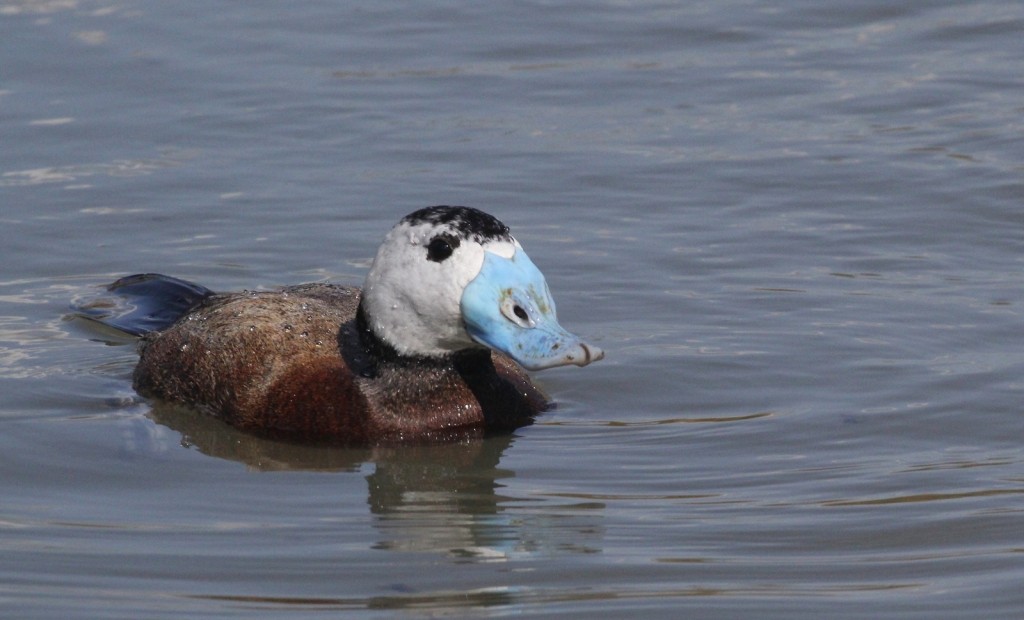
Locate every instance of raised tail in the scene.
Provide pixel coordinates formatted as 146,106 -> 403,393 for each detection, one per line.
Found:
73,273 -> 215,337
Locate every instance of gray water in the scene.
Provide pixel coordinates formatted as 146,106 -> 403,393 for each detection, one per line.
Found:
2,1 -> 1023,618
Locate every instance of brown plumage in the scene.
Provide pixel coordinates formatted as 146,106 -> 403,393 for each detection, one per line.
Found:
131,283 -> 548,444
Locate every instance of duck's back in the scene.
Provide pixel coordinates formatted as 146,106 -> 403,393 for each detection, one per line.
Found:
132,283 -> 547,442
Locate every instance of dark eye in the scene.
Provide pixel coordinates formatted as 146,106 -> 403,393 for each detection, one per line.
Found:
426,235 -> 459,262
513,305 -> 528,321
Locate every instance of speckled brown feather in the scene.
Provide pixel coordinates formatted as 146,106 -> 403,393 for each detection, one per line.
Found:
132,283 -> 549,443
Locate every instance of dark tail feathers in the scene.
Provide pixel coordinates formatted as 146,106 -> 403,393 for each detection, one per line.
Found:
73,273 -> 214,337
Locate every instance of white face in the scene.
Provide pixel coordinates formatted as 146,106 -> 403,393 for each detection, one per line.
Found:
361,218 -> 516,358
361,206 -> 603,369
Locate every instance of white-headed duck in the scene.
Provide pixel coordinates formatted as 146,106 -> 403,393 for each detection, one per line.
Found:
98,206 -> 603,443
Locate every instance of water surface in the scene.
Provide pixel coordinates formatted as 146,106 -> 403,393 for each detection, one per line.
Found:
2,1 -> 1023,618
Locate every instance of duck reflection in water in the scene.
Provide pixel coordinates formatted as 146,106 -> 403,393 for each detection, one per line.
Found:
143,400 -> 605,561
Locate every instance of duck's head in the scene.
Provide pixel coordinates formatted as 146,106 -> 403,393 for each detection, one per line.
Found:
360,206 -> 603,370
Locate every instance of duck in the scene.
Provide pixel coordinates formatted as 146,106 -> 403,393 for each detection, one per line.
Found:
101,206 -> 603,444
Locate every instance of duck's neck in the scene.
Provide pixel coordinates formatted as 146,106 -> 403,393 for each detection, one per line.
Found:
355,301 -> 489,371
